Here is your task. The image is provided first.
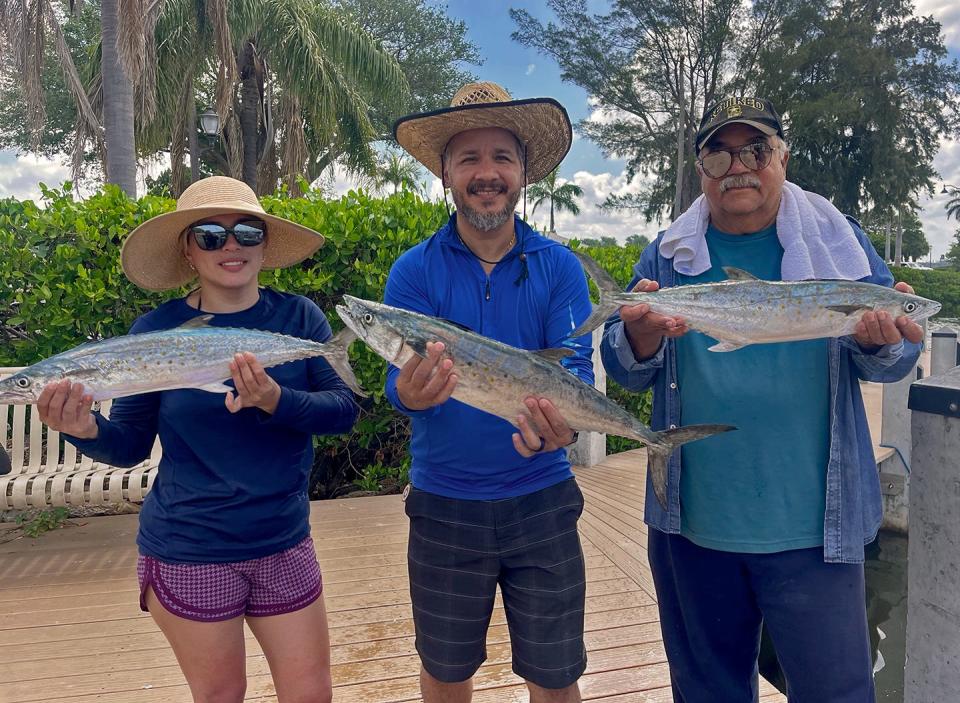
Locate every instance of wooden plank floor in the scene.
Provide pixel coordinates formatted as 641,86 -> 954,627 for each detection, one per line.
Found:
0,450 -> 786,702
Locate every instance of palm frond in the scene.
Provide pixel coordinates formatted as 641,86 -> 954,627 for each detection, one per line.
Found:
206,0 -> 235,126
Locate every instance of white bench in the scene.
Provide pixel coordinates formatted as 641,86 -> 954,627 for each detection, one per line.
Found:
1,367 -> 160,510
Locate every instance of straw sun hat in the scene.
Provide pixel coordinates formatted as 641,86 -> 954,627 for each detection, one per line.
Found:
121,176 -> 325,291
393,81 -> 572,185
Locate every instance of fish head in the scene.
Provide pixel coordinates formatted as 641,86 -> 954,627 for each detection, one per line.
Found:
336,296 -> 407,362
888,290 -> 942,322
0,369 -> 48,405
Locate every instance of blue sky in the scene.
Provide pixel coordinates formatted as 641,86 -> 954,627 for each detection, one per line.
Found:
2,0 -> 959,256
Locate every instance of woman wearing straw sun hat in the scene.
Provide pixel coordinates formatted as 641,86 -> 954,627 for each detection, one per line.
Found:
37,176 -> 358,702
385,82 -> 594,703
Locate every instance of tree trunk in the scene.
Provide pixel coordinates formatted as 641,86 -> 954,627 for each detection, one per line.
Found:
188,86 -> 200,183
884,220 -> 891,262
100,0 -> 137,197
238,42 -> 260,190
895,210 -> 903,266
549,199 -> 555,232
673,56 -> 685,220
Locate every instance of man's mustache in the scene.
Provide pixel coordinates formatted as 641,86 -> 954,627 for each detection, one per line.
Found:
719,174 -> 762,193
467,180 -> 508,195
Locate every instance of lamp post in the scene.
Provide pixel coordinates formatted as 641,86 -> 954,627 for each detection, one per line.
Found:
198,108 -> 221,138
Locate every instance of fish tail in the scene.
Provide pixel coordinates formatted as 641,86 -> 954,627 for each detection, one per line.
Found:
324,327 -> 367,398
645,424 -> 737,509
569,249 -> 633,337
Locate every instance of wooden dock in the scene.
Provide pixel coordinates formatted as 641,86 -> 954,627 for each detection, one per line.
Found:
0,450 -> 786,702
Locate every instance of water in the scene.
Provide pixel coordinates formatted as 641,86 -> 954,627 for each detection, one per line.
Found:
865,531 -> 908,702
757,530 -> 908,700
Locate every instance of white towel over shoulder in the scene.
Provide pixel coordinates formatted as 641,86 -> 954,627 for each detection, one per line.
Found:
659,181 -> 871,281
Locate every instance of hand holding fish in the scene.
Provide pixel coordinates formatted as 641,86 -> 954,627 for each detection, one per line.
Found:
396,341 -> 459,410
225,352 -> 282,414
512,397 -> 577,458
620,279 -> 690,360
37,380 -> 98,439
851,282 -> 925,349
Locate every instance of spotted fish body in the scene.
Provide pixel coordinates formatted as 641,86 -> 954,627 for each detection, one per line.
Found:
335,295 -> 734,508
570,250 -> 942,350
0,316 -> 363,404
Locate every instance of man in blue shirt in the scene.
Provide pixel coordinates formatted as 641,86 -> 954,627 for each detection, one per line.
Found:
601,97 -> 924,702
387,82 -> 594,702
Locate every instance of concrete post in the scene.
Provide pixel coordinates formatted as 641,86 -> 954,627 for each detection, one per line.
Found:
931,330 -> 959,378
904,367 -> 960,702
878,363 -> 921,532
569,327 -> 606,467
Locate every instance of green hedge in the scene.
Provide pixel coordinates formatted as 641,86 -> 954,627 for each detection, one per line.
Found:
1,185 -> 653,494
889,267 -> 960,319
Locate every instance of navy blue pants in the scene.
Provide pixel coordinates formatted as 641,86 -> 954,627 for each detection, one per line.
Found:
649,529 -> 875,703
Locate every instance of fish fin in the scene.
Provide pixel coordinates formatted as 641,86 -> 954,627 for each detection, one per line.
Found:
825,304 -> 871,316
645,424 -> 737,509
722,266 -> 759,281
571,250 -> 622,293
405,337 -> 428,358
178,315 -> 215,329
708,340 -> 748,352
326,327 -> 367,398
199,382 -> 233,394
569,250 -> 644,337
440,318 -> 475,333
569,302 -> 621,338
534,348 -> 576,364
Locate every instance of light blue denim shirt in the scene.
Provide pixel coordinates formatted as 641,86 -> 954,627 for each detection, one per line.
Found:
601,218 -> 921,563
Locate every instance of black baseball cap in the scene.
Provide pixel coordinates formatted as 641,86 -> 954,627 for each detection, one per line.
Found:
696,97 -> 784,151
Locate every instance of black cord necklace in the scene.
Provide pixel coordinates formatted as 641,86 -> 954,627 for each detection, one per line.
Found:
456,229 -> 516,265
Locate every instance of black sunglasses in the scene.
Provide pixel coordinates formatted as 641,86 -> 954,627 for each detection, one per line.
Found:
698,143 -> 779,179
188,219 -> 266,250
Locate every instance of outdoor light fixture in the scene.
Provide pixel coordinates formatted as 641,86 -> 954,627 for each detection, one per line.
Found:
941,183 -> 959,194
198,108 -> 220,137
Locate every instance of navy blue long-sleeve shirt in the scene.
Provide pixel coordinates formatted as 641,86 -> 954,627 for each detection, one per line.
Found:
68,289 -> 358,563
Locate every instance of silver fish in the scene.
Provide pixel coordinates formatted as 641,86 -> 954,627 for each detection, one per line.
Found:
571,250 -> 942,350
335,295 -> 734,508
0,315 -> 365,404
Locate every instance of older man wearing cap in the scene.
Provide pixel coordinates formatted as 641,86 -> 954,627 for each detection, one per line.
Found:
600,97 -> 924,702
385,82 -> 593,702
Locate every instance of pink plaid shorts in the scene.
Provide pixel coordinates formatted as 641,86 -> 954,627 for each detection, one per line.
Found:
137,536 -> 323,622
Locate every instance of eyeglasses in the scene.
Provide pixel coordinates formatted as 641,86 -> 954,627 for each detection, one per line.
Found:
698,143 -> 779,179
188,220 -> 266,250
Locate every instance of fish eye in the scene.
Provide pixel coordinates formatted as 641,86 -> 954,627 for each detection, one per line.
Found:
904,301 -> 918,313
14,377 -> 30,388
362,313 -> 374,324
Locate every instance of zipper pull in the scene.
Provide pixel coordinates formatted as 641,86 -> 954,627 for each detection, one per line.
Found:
485,279 -> 491,301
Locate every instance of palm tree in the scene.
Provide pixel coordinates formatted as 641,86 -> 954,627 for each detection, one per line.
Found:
946,191 -> 960,222
136,0 -> 407,195
526,168 -> 583,233
0,0 -> 158,197
363,150 -> 424,195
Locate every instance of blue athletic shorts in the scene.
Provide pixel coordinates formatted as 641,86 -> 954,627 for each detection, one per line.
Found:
404,478 -> 587,689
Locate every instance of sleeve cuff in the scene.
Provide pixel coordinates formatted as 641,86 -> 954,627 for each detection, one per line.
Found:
610,322 -> 666,371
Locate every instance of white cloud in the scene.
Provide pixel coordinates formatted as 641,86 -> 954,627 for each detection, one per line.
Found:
915,0 -> 960,50
918,137 -> 960,260
0,151 -> 71,201
525,64 -> 536,76
545,169 -> 661,242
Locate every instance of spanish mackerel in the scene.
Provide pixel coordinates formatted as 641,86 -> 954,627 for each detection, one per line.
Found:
0,316 -> 364,404
335,295 -> 734,508
570,250 -> 941,350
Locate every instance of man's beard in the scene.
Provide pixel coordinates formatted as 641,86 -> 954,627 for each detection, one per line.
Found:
450,180 -> 522,232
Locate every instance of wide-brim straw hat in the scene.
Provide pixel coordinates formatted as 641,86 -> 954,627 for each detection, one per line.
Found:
393,81 -> 572,185
121,176 -> 325,291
